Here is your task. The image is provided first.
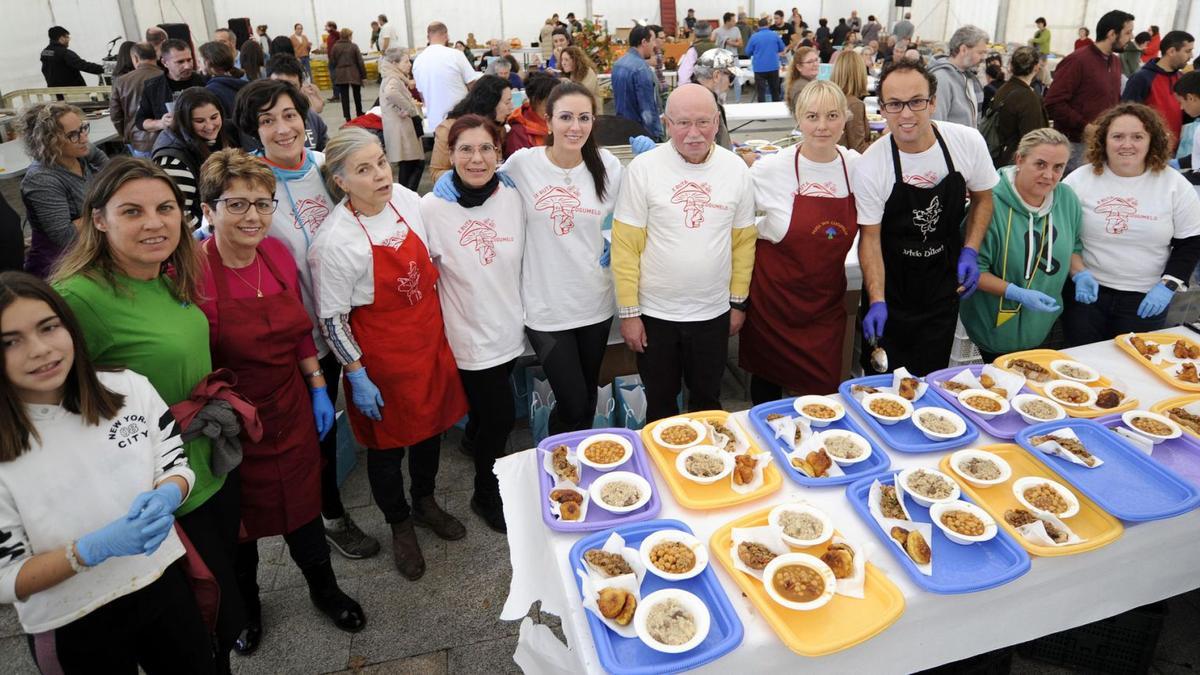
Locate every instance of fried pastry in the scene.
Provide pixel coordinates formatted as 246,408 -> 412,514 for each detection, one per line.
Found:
1180,362 -> 1200,384
889,526 -> 910,545
1004,508 -> 1038,528
1167,407 -> 1200,434
584,549 -> 633,577
732,454 -> 757,485
550,489 -> 583,504
898,377 -> 920,401
560,501 -> 581,521
1175,340 -> 1200,359
806,449 -> 833,478
988,386 -> 1009,398
905,530 -> 931,565
1007,358 -> 1052,382
939,380 -> 970,393
1095,388 -> 1124,409
1130,335 -> 1159,358
597,587 -> 628,619
979,374 -> 996,389
737,541 -> 777,570
615,593 -> 637,626
550,445 -> 579,484
821,543 -> 855,579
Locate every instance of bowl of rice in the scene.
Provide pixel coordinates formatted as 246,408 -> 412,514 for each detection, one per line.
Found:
948,448 -> 1012,487
633,588 -> 711,654
897,467 -> 961,508
792,395 -> 845,428
767,503 -> 834,547
1012,393 -> 1067,425
588,471 -> 652,514
817,429 -> 873,465
675,446 -> 735,485
911,408 -> 967,441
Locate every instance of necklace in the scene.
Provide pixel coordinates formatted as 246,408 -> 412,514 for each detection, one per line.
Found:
227,257 -> 264,297
547,147 -> 581,185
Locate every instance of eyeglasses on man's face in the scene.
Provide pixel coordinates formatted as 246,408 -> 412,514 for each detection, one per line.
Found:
881,97 -> 932,114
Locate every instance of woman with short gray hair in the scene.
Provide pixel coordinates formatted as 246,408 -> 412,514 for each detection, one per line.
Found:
18,103 -> 108,277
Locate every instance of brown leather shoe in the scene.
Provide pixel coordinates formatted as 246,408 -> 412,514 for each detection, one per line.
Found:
389,518 -> 426,580
412,495 -> 467,541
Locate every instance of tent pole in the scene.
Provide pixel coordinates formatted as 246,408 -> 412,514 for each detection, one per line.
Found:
405,0 -> 416,48
995,0 -> 1010,43
200,0 -> 217,40
1177,0 -> 1193,33
116,0 -> 139,40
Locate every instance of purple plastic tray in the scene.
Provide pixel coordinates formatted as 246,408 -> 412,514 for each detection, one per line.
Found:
536,428 -> 662,532
1095,413 -> 1200,488
926,364 -> 1034,439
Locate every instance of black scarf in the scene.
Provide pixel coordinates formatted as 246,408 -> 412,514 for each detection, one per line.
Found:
452,170 -> 500,208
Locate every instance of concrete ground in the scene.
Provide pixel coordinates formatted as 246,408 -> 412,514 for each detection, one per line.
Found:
0,82 -> 1197,674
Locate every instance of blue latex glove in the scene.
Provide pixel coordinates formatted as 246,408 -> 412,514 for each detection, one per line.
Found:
629,135 -> 656,155
125,481 -> 183,521
957,247 -> 980,299
138,513 -> 176,555
431,170 -> 515,202
863,302 -> 887,342
346,367 -> 384,421
1004,284 -> 1061,312
599,239 -> 611,268
1137,282 -> 1174,318
76,512 -> 173,566
311,385 -> 335,440
1072,269 -> 1099,304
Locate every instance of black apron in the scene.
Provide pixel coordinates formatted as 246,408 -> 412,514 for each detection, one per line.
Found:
859,125 -> 966,376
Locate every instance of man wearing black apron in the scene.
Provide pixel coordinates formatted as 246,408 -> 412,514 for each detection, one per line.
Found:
852,59 -> 998,375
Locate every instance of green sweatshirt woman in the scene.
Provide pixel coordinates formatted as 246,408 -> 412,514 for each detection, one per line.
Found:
1030,28 -> 1052,55
960,165 -> 1083,355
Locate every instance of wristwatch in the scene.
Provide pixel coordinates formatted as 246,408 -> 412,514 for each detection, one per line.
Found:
1162,275 -> 1188,293
730,299 -> 749,312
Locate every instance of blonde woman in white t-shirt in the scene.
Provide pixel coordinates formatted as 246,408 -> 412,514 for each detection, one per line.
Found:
1061,103 -> 1200,346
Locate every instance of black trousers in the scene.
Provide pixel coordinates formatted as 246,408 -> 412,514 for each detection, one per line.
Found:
638,312 -> 730,423
367,435 -> 441,523
335,84 -> 364,120
460,360 -> 517,500
28,563 -> 214,674
318,352 -> 346,520
176,471 -> 244,673
750,374 -> 785,405
1062,282 -> 1168,347
234,516 -> 330,618
395,160 -> 425,193
526,318 -> 613,435
755,70 -> 782,102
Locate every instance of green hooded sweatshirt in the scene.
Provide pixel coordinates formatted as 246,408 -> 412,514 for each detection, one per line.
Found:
960,165 -> 1082,355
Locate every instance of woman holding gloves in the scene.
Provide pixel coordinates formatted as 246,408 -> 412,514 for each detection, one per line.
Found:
196,149 -> 364,654
310,128 -> 468,581
0,272 -> 212,671
960,128 -> 1090,362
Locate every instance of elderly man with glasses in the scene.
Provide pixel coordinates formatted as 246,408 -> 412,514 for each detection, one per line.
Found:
611,84 -> 758,422
850,59 -> 998,376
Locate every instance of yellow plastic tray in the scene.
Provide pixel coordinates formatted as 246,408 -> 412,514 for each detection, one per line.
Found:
939,444 -> 1123,557
992,349 -> 1138,418
640,411 -> 781,510
709,505 -> 905,656
1149,393 -> 1200,438
1115,333 -> 1200,391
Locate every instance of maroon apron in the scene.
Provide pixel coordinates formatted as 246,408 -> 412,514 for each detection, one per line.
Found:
204,239 -> 320,540
739,147 -> 858,394
344,201 -> 467,449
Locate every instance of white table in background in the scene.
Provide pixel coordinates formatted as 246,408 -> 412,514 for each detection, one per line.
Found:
499,327 -> 1200,674
723,102 -> 793,131
0,116 -> 118,180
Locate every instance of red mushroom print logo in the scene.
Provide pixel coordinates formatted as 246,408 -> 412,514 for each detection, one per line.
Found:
534,186 -> 583,235
670,181 -> 712,229
1095,197 -> 1137,235
395,261 -> 422,304
458,219 -> 499,265
293,196 -> 330,236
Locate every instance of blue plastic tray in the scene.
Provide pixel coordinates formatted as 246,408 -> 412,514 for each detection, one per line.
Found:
839,375 -> 981,453
1015,419 -> 1200,522
747,399 -> 892,486
1095,413 -> 1200,488
926,364 -> 1035,440
845,473 -> 1031,594
568,520 -> 744,675
537,429 -> 662,533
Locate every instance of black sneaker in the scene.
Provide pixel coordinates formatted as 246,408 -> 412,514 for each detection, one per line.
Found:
324,514 -> 381,559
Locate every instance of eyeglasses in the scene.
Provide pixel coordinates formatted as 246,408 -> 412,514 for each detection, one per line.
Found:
881,98 -> 932,114
554,112 -> 595,125
666,117 -> 716,131
454,143 -> 498,159
65,123 -> 90,143
212,198 -> 279,215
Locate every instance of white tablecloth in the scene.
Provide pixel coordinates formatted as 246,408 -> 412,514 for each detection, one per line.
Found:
723,102 -> 792,124
499,327 -> 1200,673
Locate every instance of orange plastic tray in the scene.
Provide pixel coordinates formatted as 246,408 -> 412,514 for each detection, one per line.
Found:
939,444 -> 1123,557
992,349 -> 1138,418
1115,333 -> 1200,391
640,411 -> 781,510
1149,393 -> 1200,438
709,505 -> 905,656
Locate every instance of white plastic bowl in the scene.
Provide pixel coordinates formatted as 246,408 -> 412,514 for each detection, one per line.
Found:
761,553 -> 838,611
930,500 -> 999,545
675,446 -> 735,485
651,418 -> 708,451
897,467 -> 961,508
911,408 -> 967,441
956,389 -> 1011,421
861,392 -> 913,426
575,433 -> 634,471
1011,393 -> 1068,425
633,588 -> 712,654
949,448 -> 1013,487
793,395 -> 845,428
1043,379 -> 1097,408
1121,410 -> 1183,444
1012,476 -> 1080,519
639,529 -> 709,581
588,471 -> 653,514
818,429 -> 873,465
1049,359 -> 1101,383
768,503 -> 834,548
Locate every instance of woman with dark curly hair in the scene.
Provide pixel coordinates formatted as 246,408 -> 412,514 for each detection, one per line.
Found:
428,75 -> 513,181
1062,103 -> 1200,344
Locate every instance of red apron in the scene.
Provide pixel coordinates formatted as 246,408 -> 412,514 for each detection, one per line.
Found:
739,147 -> 858,394
203,240 -> 320,540
344,202 -> 467,449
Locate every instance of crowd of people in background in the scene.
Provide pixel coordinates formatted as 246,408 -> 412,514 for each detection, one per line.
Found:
7,6 -> 1200,672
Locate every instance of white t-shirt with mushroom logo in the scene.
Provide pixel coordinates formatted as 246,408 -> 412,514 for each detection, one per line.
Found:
502,146 -> 622,331
614,143 -> 756,322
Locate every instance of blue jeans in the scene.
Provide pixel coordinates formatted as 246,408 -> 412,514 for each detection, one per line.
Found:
1062,282 -> 1167,347
300,56 -> 312,80
754,70 -> 782,103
